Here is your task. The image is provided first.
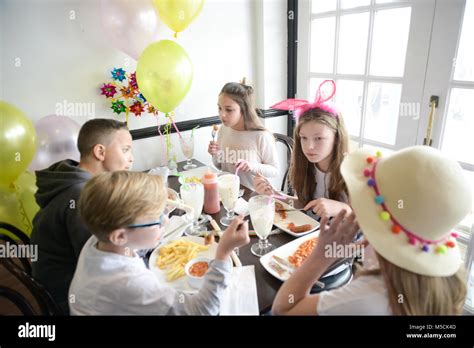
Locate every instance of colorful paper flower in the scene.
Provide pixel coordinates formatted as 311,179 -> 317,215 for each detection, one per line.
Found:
111,68 -> 126,82
147,104 -> 158,115
120,86 -> 135,99
129,72 -> 138,90
130,101 -> 144,117
111,100 -> 126,114
100,83 -> 117,98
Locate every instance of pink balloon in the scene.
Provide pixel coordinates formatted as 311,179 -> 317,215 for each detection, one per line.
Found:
28,115 -> 81,172
100,0 -> 162,60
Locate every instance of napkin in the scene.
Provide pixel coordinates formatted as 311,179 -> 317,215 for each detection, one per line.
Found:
234,198 -> 249,217
219,265 -> 259,315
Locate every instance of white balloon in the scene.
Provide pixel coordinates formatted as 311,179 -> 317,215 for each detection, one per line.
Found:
100,0 -> 162,60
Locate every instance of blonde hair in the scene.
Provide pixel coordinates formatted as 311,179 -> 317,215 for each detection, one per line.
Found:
78,171 -> 167,241
289,108 -> 349,203
220,81 -> 265,131
354,254 -> 467,315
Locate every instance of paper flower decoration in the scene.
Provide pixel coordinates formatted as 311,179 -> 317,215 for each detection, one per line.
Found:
111,100 -> 126,114
99,67 -> 159,124
100,83 -> 117,98
130,101 -> 144,117
111,68 -> 126,82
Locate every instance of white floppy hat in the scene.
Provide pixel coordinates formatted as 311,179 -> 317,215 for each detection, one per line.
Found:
341,146 -> 472,277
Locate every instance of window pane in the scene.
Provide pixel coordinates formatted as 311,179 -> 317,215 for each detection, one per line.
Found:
376,0 -> 405,3
337,12 -> 369,75
441,88 -> 474,165
310,17 -> 336,73
312,0 -> 336,14
362,144 -> 395,156
308,78 -> 325,102
364,82 -> 402,145
370,7 -> 411,77
336,79 -> 364,137
454,0 -> 474,81
341,0 -> 370,9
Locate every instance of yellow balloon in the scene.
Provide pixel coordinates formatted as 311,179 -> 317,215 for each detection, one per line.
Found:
0,171 -> 39,237
0,101 -> 37,187
136,40 -> 193,113
153,0 -> 205,34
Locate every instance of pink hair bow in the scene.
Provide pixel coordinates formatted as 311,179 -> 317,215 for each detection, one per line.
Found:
270,80 -> 338,120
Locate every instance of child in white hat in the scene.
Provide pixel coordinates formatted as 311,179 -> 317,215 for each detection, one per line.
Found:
272,146 -> 471,315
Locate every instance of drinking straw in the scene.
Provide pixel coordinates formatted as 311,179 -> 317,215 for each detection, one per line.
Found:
191,125 -> 200,137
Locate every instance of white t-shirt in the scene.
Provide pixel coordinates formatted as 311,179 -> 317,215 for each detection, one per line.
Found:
312,165 -> 349,203
69,236 -> 231,315
317,274 -> 391,315
212,126 -> 278,189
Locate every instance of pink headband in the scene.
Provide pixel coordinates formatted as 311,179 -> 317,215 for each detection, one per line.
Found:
270,80 -> 338,121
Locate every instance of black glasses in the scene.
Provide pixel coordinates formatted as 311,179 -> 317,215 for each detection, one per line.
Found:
127,213 -> 166,229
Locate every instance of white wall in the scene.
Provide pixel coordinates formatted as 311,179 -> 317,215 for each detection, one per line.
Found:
1,0 -> 287,172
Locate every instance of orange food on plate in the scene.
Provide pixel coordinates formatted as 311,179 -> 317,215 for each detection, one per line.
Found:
287,222 -> 312,233
189,261 -> 209,277
288,237 -> 318,267
275,202 -> 287,219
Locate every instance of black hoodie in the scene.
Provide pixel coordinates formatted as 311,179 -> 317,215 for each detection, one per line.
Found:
30,160 -> 93,309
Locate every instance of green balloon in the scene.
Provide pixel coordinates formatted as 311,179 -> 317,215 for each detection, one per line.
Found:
136,40 -> 193,113
0,171 -> 39,237
0,101 -> 37,186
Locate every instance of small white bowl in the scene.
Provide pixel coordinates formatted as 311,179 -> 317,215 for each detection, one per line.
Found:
185,257 -> 211,289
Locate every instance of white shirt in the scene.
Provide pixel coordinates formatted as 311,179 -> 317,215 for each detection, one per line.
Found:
212,126 -> 278,189
312,165 -> 349,203
317,274 -> 391,315
69,236 -> 231,315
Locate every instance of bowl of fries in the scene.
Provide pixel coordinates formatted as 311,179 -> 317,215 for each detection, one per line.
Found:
185,257 -> 211,289
152,238 -> 210,283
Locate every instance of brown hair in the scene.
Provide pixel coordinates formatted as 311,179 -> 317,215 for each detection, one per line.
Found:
77,119 -> 129,158
355,254 -> 467,315
78,171 -> 167,241
289,108 -> 349,203
220,81 -> 265,131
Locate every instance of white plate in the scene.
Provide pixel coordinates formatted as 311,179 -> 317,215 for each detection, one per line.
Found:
149,236 -> 230,293
273,200 -> 319,237
260,231 -> 348,281
178,166 -> 220,184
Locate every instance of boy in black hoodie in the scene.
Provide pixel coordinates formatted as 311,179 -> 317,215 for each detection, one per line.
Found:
30,119 -> 133,313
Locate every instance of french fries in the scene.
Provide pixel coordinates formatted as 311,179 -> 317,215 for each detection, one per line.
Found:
155,239 -> 209,281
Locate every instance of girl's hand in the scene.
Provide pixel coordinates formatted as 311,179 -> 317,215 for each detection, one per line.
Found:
253,172 -> 274,196
208,141 -> 221,156
303,198 -> 351,219
235,159 -> 252,173
311,210 -> 360,264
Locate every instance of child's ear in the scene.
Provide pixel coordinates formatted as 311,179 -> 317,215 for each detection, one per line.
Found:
108,228 -> 128,246
92,143 -> 106,162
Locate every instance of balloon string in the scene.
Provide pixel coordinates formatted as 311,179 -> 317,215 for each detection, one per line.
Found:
13,181 -> 33,234
174,32 -> 178,39
157,118 -> 167,166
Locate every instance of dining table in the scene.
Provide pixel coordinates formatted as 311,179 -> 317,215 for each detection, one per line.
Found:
149,159 -> 352,314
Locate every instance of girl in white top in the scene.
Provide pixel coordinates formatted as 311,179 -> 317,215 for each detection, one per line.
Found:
254,80 -> 351,219
208,80 -> 278,189
69,171 -> 250,315
272,146 -> 470,315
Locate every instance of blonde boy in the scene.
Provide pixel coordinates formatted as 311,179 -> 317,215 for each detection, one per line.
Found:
69,171 -> 250,315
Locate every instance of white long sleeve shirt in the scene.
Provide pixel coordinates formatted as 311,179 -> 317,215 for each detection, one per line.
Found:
212,126 -> 278,189
69,236 -> 231,315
